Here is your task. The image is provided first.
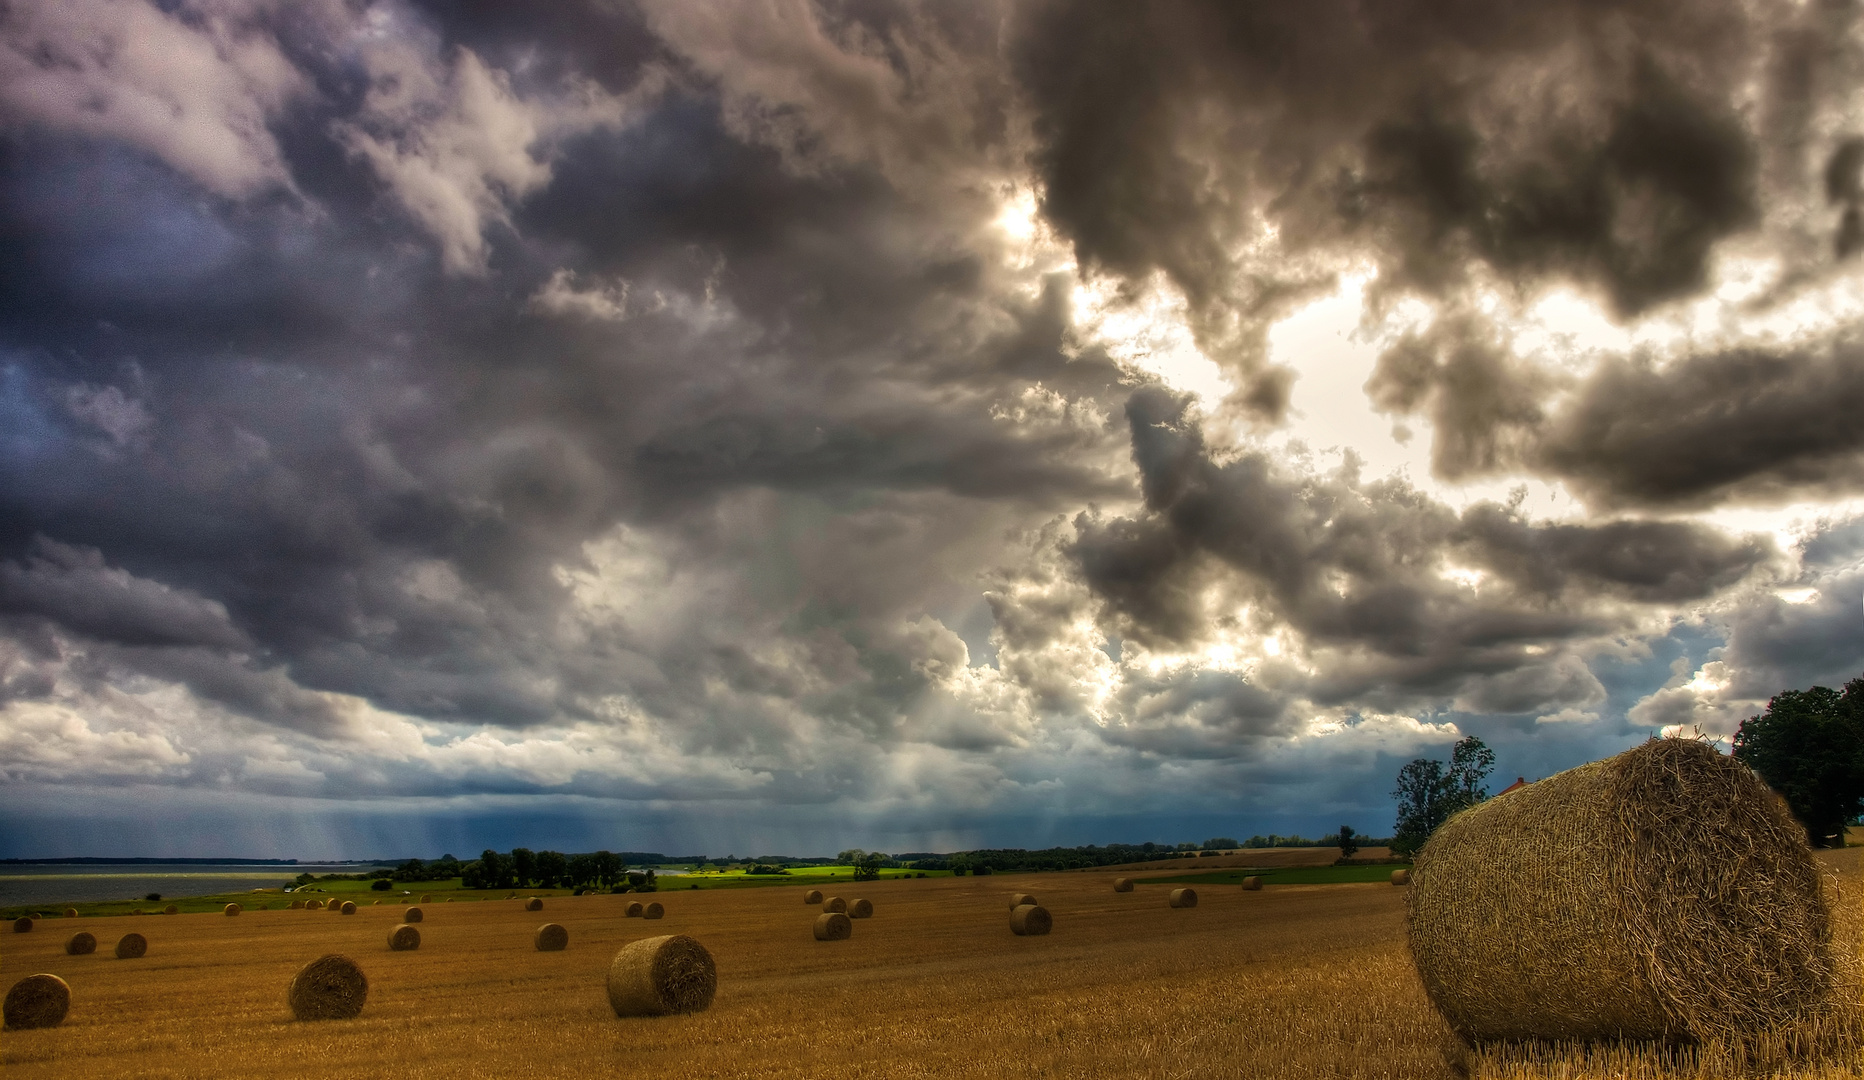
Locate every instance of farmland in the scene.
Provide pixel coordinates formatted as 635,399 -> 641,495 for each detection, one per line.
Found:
3,850 -> 1860,1079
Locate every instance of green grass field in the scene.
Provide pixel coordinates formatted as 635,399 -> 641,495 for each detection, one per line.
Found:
1146,863 -> 1412,886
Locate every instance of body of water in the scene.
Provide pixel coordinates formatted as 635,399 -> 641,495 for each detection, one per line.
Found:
0,863 -> 385,908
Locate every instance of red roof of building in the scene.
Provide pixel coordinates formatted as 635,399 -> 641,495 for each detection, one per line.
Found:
1498,777 -> 1529,795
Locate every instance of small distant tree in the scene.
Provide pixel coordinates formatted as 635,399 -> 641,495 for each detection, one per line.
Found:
371,878 -> 392,891
1734,678 -> 1864,848
836,849 -> 866,866
535,850 -> 568,888
852,852 -> 885,881
510,848 -> 536,889
1202,837 -> 1239,851
1337,826 -> 1358,860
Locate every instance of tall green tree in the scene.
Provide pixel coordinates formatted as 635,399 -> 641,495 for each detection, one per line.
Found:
1733,678 -> 1864,848
1337,826 -> 1358,860
1391,736 -> 1495,856
511,848 -> 536,889
534,850 -> 568,888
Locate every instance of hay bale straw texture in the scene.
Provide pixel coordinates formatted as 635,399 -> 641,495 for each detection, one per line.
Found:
114,933 -> 147,959
822,896 -> 848,914
1112,878 -> 1133,892
388,925 -> 420,951
224,903 -> 242,916
535,923 -> 569,951
1010,904 -> 1052,936
1390,869 -> 1410,886
813,912 -> 852,941
1408,737 -> 1850,1045
1241,877 -> 1262,891
803,889 -> 823,905
4,974 -> 70,1030
1008,893 -> 1036,909
606,934 -> 716,1016
63,907 -> 78,918
304,899 -> 322,910
420,894 -> 432,903
403,906 -> 423,923
13,916 -> 32,932
65,931 -> 96,955
642,902 -> 664,920
288,955 -> 368,1021
1169,888 -> 1198,908
290,900 -> 304,910
525,897 -> 543,912
339,901 -> 357,915
625,902 -> 644,918
849,898 -> 873,919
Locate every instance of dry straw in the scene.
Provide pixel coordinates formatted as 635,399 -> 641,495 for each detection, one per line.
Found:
535,923 -> 569,951
115,933 -> 147,959
304,899 -> 322,910
1010,903 -> 1052,936
65,932 -> 96,956
387,925 -> 420,952
339,901 -> 357,915
420,894 -> 432,903
813,912 -> 852,941
12,917 -> 31,933
403,907 -> 423,924
1408,737 -> 1858,1047
643,902 -> 664,920
63,908 -> 77,918
1008,892 -> 1036,909
625,902 -> 645,918
163,905 -> 178,915
224,903 -> 242,917
849,898 -> 873,919
287,954 -> 367,1021
606,934 -> 716,1016
1241,877 -> 1262,891
3,974 -> 70,1030
803,889 -> 823,905
328,900 -> 342,913
525,897 -> 543,911
290,900 -> 304,910
1390,869 -> 1410,886
822,896 -> 848,914
1112,878 -> 1133,892
1169,888 -> 1198,908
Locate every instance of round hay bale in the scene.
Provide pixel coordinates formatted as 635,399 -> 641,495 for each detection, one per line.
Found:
287,954 -> 367,1021
114,933 -> 147,959
1391,869 -> 1411,886
803,889 -> 823,905
445,897 -> 453,902
290,900 -> 304,910
625,902 -> 644,918
1010,904 -> 1052,936
813,912 -> 852,941
1408,737 -> 1847,1045
12,917 -> 32,933
1241,876 -> 1262,891
63,908 -> 78,918
304,899 -> 323,911
387,925 -> 420,952
1112,878 -> 1133,893
65,931 -> 96,956
420,894 -> 432,903
224,903 -> 241,916
339,901 -> 357,915
163,905 -> 178,915
525,897 -> 543,912
1008,892 -> 1036,909
403,907 -> 423,924
371,900 -> 380,905
606,934 -> 716,1016
1169,888 -> 1197,908
535,923 -> 569,951
327,900 -> 342,913
642,902 -> 664,920
822,896 -> 847,914
849,898 -> 873,919
3,974 -> 69,1030
131,909 -> 143,916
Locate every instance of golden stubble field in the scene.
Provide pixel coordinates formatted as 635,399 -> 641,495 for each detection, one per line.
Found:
5,854 -> 1863,1080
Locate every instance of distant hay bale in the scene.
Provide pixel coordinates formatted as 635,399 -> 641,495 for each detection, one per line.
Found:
525,897 -> 543,912
164,905 -> 178,915
822,897 -> 847,914
65,932 -> 96,956
535,923 -> 569,951
804,889 -> 823,905
625,902 -> 644,918
339,901 -> 357,915
403,907 -> 423,924
445,898 -> 453,902
813,912 -> 852,941
114,933 -> 147,959
63,908 -> 77,918
328,901 -> 343,913
287,954 -> 367,1021
606,934 -> 717,1016
1169,888 -> 1197,908
387,925 -> 420,952
131,909 -> 143,916
12,917 -> 31,933
3,974 -> 70,1030
371,900 -> 380,905
1008,893 -> 1036,909
1241,877 -> 1262,891
290,900 -> 304,910
420,894 -> 432,903
1112,878 -> 1133,892
1010,904 -> 1052,936
1408,737 -> 1851,1046
849,899 -> 873,919
304,899 -> 322,911
643,903 -> 664,920
224,903 -> 242,917
1391,869 -> 1411,886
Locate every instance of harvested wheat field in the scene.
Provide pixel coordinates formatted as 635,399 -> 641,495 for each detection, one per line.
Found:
4,856 -> 1861,1079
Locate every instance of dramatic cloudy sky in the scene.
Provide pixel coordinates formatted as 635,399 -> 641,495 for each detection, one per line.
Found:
4,0 -> 1864,859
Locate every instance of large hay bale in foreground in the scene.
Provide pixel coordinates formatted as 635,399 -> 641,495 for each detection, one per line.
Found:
1112,878 -> 1133,892
1008,892 -> 1036,909
387,925 -> 420,952
1409,738 -> 1848,1045
822,896 -> 847,914
607,935 -> 716,1016
288,955 -> 368,1020
804,889 -> 823,904
1010,904 -> 1052,936
813,912 -> 851,941
535,923 -> 569,951
115,933 -> 147,959
223,903 -> 241,917
642,902 -> 664,920
1390,869 -> 1410,886
625,902 -> 644,918
12,917 -> 31,933
65,932 -> 96,956
525,897 -> 543,912
4,974 -> 70,1030
1241,876 -> 1262,891
403,907 -> 423,923
1169,888 -> 1197,908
